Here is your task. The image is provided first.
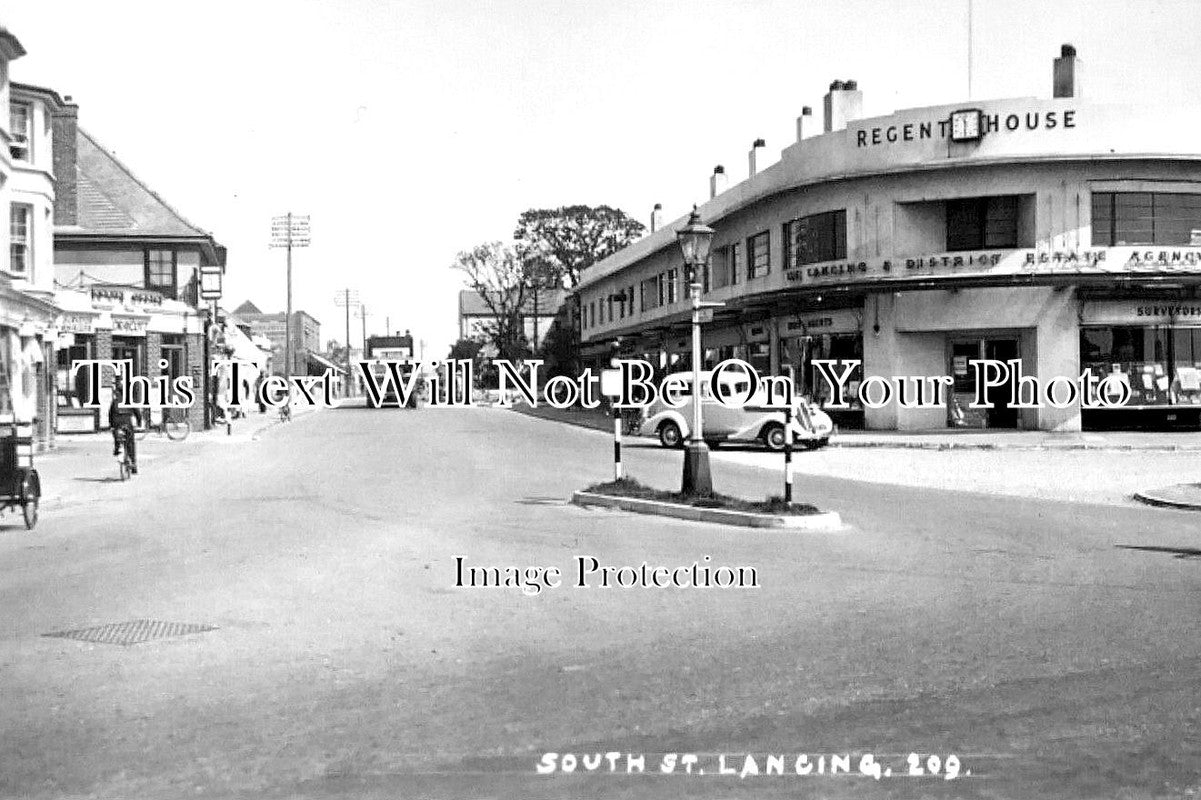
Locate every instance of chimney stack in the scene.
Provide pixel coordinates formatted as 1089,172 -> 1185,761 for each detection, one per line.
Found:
748,138 -> 766,177
823,79 -> 864,133
709,165 -> 727,199
1053,43 -> 1080,98
650,203 -> 663,232
51,95 -> 80,226
796,105 -> 813,142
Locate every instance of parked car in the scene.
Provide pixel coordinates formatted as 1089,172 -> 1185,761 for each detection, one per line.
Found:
641,370 -> 833,451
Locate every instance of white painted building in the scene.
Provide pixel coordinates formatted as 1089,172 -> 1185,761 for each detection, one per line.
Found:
577,45 -> 1201,432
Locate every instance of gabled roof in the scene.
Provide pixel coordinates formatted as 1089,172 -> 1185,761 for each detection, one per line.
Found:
233,300 -> 262,315
57,129 -> 213,240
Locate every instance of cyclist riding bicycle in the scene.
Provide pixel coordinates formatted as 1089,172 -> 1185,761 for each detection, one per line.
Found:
108,388 -> 143,474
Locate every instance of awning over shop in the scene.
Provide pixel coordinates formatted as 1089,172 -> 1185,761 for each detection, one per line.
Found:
307,352 -> 346,375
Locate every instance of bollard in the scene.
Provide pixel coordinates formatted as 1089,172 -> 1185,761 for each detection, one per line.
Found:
613,406 -> 622,481
784,404 -> 793,504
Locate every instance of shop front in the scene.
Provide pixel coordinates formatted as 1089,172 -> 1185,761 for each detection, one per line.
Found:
54,286 -> 206,433
777,308 -> 864,427
0,284 -> 59,450
1079,299 -> 1201,429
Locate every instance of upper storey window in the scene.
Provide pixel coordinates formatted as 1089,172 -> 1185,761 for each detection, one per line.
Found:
1092,192 -> 1201,247
785,210 -> 847,268
9,205 -> 30,275
9,102 -> 31,161
145,249 -> 177,299
746,231 -> 770,279
946,196 -> 1018,251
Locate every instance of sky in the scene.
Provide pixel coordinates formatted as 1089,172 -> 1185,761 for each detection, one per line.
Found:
5,0 -> 1201,359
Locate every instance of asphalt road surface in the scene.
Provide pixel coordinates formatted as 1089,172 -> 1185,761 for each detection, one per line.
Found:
1,406 -> 1199,799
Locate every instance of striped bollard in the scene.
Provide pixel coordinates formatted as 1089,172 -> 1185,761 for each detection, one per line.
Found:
784,405 -> 793,504
613,406 -> 622,481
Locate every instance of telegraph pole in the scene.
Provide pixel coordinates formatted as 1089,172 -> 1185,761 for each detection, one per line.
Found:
270,214 -> 310,393
334,288 -> 360,397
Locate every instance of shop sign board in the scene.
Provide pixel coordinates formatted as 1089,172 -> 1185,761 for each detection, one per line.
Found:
779,309 -> 862,337
1081,300 -> 1201,326
112,315 -> 149,335
787,246 -> 1201,287
88,286 -> 164,312
59,314 -> 95,334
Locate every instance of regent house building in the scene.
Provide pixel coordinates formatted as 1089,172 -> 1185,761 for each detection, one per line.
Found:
577,46 -> 1201,432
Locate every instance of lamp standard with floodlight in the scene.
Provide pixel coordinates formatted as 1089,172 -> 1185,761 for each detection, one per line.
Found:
676,206 -> 715,496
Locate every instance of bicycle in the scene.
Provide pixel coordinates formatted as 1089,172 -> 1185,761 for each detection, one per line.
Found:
115,425 -> 136,481
278,403 -> 292,423
134,406 -> 191,441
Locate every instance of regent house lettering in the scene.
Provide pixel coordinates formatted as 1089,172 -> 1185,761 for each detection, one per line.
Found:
855,108 -> 1077,147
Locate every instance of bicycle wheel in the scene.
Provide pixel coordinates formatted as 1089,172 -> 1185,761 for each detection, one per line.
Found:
164,409 -> 191,441
20,471 -> 39,529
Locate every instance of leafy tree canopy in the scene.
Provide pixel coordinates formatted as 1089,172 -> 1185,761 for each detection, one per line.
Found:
514,205 -> 645,288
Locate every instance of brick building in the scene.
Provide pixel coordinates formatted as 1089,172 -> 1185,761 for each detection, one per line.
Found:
51,120 -> 226,433
230,301 -> 321,378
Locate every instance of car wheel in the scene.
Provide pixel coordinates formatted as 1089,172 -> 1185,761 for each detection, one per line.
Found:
761,423 -> 787,451
658,421 -> 683,448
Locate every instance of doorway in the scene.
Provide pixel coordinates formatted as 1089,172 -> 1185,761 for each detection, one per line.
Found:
948,337 -> 1020,429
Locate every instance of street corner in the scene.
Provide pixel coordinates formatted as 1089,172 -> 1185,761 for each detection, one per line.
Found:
1133,483 -> 1201,510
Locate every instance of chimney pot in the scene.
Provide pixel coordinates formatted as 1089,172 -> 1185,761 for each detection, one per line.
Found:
748,140 -> 766,178
824,79 -> 864,133
651,203 -> 664,232
710,165 -> 729,198
1053,44 -> 1080,98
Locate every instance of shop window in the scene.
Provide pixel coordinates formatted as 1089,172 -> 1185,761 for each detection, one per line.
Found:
946,196 -> 1018,251
786,210 -> 847,267
1080,326 -> 1171,406
779,332 -> 863,409
9,102 -> 31,161
9,205 -> 30,275
747,231 -> 770,279
1092,192 -> 1201,246
145,250 -> 177,298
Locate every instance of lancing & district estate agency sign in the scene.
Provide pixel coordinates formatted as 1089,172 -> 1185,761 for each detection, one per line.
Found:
786,247 -> 1201,286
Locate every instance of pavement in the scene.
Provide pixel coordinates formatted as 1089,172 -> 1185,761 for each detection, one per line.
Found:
515,404 -> 1201,508
514,400 -> 1201,450
27,404 -> 320,512
2,404 -> 1201,799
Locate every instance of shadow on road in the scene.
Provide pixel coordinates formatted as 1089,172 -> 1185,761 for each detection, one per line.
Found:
1115,544 -> 1201,560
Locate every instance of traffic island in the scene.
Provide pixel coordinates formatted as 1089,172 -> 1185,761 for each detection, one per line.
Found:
1133,483 -> 1201,510
572,478 -> 843,531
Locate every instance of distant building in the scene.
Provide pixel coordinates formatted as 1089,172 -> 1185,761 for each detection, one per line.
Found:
458,287 -> 566,350
230,301 -> 321,377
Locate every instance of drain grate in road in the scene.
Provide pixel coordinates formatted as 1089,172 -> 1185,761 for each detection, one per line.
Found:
43,620 -> 218,646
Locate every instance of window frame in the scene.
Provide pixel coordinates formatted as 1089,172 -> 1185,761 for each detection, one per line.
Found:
144,249 -> 178,299
9,101 -> 31,162
9,204 -> 31,276
746,230 -> 771,279
786,210 -> 847,268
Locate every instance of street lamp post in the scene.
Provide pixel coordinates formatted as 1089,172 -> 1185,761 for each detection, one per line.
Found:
677,206 -> 715,497
199,265 -> 224,429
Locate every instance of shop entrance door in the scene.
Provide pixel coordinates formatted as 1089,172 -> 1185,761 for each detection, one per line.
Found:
948,337 -> 1020,429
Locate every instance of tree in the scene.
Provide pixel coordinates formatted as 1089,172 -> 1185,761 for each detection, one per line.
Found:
513,205 -> 645,289
451,241 -> 532,363
447,338 -> 482,362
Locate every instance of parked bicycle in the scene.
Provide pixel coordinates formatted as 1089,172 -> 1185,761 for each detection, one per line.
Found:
134,406 -> 191,441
